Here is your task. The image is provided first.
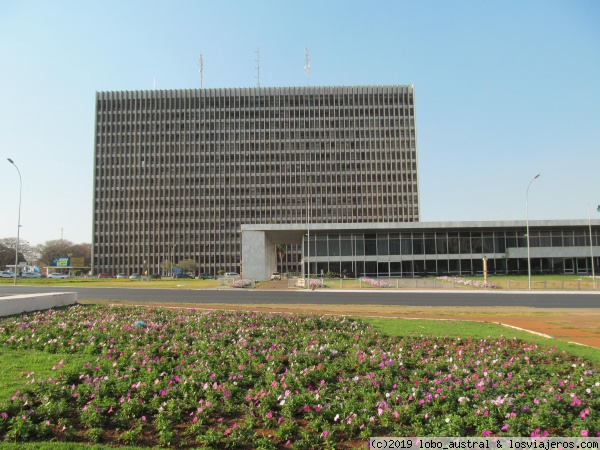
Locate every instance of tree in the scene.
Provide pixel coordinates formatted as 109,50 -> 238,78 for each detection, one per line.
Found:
0,242 -> 24,269
276,244 -> 286,272
37,240 -> 74,267
0,237 -> 32,265
160,259 -> 172,275
176,259 -> 198,275
36,240 -> 91,267
68,243 -> 92,266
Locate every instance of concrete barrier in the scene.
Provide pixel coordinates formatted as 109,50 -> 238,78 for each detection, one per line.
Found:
0,292 -> 77,317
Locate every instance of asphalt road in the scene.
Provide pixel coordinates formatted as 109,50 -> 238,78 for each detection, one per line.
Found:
1,285 -> 599,308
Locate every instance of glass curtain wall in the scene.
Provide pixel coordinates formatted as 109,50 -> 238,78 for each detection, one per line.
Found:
302,229 -> 600,277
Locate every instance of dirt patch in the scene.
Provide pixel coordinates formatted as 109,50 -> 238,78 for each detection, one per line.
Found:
83,300 -> 600,349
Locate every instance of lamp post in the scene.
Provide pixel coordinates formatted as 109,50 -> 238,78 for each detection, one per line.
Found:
526,173 -> 540,290
171,244 -> 176,277
306,176 -> 312,289
7,158 -> 22,286
588,204 -> 597,290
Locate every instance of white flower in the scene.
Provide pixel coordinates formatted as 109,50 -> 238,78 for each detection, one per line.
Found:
445,417 -> 450,423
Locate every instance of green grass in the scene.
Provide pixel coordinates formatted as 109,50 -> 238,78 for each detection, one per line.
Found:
0,277 -> 220,289
0,349 -> 92,400
363,316 -> 600,364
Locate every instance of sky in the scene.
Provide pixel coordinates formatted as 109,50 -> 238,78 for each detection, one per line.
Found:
1,0 -> 599,246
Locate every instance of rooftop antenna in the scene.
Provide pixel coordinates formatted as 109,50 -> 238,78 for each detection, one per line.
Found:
198,54 -> 203,89
153,77 -> 156,90
255,48 -> 260,88
304,47 -> 311,87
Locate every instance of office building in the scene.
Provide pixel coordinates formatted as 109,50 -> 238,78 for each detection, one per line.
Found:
93,85 -> 420,276
241,220 -> 599,280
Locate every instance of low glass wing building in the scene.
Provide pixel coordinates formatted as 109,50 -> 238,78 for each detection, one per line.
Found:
241,220 -> 600,280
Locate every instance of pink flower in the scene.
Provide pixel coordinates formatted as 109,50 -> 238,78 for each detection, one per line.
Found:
224,428 -> 231,435
581,430 -> 588,437
323,430 -> 329,438
482,430 -> 491,437
501,424 -> 509,432
266,411 -> 273,419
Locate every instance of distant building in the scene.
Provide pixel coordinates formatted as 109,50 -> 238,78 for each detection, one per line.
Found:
93,85 -> 420,276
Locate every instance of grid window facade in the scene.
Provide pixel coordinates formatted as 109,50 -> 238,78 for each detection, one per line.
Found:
303,227 -> 600,278
93,85 -> 420,276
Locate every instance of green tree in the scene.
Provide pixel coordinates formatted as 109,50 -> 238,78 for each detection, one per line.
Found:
160,259 -> 172,275
176,259 -> 198,275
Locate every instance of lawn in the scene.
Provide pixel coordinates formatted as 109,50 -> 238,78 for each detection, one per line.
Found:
0,305 -> 599,449
1,274 -> 598,292
0,277 -> 219,289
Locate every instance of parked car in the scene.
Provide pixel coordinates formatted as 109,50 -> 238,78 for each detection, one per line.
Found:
271,272 -> 281,280
173,273 -> 192,279
224,272 -> 240,277
197,273 -> 215,279
116,273 -> 126,279
48,273 -> 69,279
98,273 -> 113,278
0,271 -> 15,278
150,273 -> 161,279
21,272 -> 41,278
129,273 -> 140,279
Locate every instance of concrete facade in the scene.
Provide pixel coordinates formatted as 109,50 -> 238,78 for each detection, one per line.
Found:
93,85 -> 420,277
0,292 -> 78,317
241,220 -> 600,280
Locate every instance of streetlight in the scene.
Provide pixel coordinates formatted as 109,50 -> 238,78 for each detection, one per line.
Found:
7,158 -> 22,286
588,204 -> 597,290
526,173 -> 540,290
306,175 -> 312,289
171,244 -> 177,277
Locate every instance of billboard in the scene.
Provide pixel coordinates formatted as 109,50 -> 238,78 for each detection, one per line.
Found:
52,257 -> 70,267
70,257 -> 85,267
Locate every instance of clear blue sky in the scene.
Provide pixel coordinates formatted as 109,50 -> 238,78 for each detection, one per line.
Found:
1,0 -> 599,246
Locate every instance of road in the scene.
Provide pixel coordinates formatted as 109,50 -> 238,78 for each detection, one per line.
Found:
1,285 -> 599,308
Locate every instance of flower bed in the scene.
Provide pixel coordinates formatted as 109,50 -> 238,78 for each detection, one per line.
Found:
230,278 -> 253,288
0,305 -> 599,447
360,277 -> 392,288
310,279 -> 325,289
437,276 -> 497,289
